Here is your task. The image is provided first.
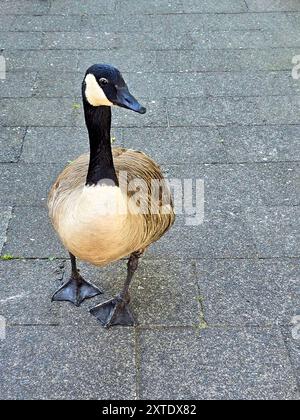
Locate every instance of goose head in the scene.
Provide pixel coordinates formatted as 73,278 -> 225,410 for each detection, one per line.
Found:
83,64 -> 146,114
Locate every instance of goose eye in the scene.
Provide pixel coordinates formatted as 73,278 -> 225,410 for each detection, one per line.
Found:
99,78 -> 109,86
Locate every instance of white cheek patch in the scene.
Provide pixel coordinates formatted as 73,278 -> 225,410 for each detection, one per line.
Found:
85,74 -> 113,107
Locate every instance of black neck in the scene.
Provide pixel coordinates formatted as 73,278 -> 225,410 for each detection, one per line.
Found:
83,101 -> 118,187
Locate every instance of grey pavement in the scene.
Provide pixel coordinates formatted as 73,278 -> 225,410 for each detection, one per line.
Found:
0,0 -> 299,401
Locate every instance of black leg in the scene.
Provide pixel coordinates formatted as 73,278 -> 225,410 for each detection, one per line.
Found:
52,253 -> 102,307
90,252 -> 141,328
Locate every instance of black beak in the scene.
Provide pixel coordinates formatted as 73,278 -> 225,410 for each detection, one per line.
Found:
115,87 -> 146,114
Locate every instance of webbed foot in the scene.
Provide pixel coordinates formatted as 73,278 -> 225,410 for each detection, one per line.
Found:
90,295 -> 136,328
52,276 -> 102,307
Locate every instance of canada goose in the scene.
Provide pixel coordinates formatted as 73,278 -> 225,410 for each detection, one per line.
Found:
48,64 -> 175,328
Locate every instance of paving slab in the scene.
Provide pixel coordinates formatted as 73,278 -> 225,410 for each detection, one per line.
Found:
116,0 -> 248,14
249,163 -> 300,207
246,0 -> 300,12
167,96 -> 300,126
82,14 -> 155,34
0,98 -> 77,127
0,0 -> 50,15
77,50 -> 157,74
12,14 -> 83,32
201,12 -> 295,31
0,260 -> 61,325
123,70 -> 300,99
123,12 -> 295,33
3,206 -> 66,259
164,162 -> 298,209
156,48 -> 299,72
43,31 -> 194,51
139,328 -> 299,400
0,127 -> 25,163
5,50 -> 79,72
218,125 -> 300,163
78,13 -> 298,34
0,206 -> 12,253
282,327 -> 300,389
121,127 -> 228,164
148,212 -> 257,259
43,29 -> 300,51
0,15 -> 16,30
21,127 -> 88,163
166,163 -> 265,208
0,32 -> 43,49
35,71 -> 82,98
190,29 -> 300,49
0,325 -> 136,400
0,72 -> 36,98
0,163 -> 62,206
245,206 -> 300,258
50,0 -> 116,15
196,259 -> 300,326
286,11 -> 300,27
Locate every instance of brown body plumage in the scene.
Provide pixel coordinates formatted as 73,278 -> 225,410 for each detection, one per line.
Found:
48,148 -> 175,266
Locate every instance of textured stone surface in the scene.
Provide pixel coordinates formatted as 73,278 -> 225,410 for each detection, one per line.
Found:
190,29 -> 300,49
0,0 -> 50,15
0,32 -> 43,49
0,15 -> 16,31
156,48 -> 299,72
116,0 -> 248,14
77,50 -> 157,74
0,98 -> 76,127
3,206 -> 66,259
196,259 -> 300,326
5,50 -> 79,72
245,206 -> 300,258
0,127 -> 25,163
0,163 -> 62,206
246,0 -> 300,12
50,0 -> 116,15
43,31 -> 194,51
139,328 -> 299,400
121,127 -> 228,164
0,260 -> 61,325
0,0 -> 299,401
250,163 -> 300,207
0,207 -> 12,253
12,15 -> 83,32
218,125 -> 300,163
0,72 -> 36,98
167,96 -> 300,126
148,213 -> 257,259
85,12 -> 295,33
282,327 -> 300,389
0,326 -> 136,400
